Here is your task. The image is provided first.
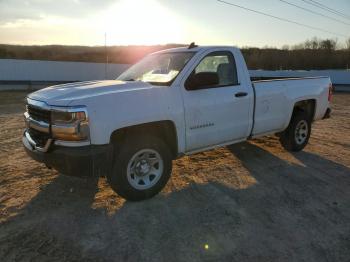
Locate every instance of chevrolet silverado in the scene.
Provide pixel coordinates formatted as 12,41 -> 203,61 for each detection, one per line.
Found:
23,44 -> 332,200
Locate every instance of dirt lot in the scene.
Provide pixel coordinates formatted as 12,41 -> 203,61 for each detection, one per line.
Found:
0,91 -> 349,262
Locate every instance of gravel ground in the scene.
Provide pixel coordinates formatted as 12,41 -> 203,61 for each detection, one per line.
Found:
0,91 -> 349,262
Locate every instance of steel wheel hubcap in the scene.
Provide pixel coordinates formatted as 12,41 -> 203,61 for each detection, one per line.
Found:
127,149 -> 163,190
294,120 -> 308,145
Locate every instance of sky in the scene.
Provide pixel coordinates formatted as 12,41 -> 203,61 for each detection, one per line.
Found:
0,0 -> 349,48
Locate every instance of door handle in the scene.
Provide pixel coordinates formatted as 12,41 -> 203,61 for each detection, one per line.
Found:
235,92 -> 248,98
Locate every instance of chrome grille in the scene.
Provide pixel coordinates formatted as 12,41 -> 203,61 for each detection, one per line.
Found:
27,105 -> 51,123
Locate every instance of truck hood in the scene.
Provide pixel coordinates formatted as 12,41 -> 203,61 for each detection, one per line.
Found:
28,80 -> 155,106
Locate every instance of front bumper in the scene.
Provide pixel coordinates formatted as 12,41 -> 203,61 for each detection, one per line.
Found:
23,130 -> 113,177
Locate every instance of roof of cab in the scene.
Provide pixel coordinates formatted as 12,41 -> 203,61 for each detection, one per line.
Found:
153,46 -> 238,54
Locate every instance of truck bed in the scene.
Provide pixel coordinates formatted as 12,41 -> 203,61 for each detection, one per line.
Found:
251,76 -> 331,137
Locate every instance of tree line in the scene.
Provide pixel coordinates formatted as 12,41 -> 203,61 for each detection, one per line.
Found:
0,37 -> 349,70
242,37 -> 350,70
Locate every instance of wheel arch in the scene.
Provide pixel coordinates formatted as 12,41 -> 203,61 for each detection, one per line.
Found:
292,99 -> 316,121
281,99 -> 316,133
110,120 -> 179,159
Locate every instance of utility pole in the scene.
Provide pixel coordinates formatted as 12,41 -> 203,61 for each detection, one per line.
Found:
104,33 -> 108,79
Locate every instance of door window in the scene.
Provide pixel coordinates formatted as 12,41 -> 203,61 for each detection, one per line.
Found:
185,51 -> 238,90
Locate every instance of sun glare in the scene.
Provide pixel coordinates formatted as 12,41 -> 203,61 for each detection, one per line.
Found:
98,0 -> 184,45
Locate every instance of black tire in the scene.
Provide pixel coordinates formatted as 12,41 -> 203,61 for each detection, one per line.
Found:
107,135 -> 172,201
279,111 -> 311,152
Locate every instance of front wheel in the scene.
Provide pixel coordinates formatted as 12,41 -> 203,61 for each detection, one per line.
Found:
279,111 -> 311,152
107,135 -> 172,201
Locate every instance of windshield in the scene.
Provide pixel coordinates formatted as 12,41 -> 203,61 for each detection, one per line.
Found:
117,52 -> 195,86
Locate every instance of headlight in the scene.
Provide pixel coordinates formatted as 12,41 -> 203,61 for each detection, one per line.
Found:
51,108 -> 89,141
52,111 -> 86,124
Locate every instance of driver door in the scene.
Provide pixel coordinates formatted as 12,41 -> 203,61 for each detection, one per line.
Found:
181,51 -> 251,152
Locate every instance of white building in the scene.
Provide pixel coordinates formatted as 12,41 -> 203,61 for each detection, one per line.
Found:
0,59 -> 349,91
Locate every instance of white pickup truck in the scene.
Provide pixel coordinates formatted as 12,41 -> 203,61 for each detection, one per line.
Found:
23,44 -> 332,200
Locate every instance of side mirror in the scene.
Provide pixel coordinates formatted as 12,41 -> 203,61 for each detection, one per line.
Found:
185,72 -> 219,90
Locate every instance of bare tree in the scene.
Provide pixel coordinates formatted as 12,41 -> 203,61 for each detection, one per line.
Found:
319,39 -> 337,52
346,38 -> 350,50
310,37 -> 319,50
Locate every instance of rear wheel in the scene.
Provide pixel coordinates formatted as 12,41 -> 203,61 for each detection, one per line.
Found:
279,111 -> 311,152
107,135 -> 172,201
